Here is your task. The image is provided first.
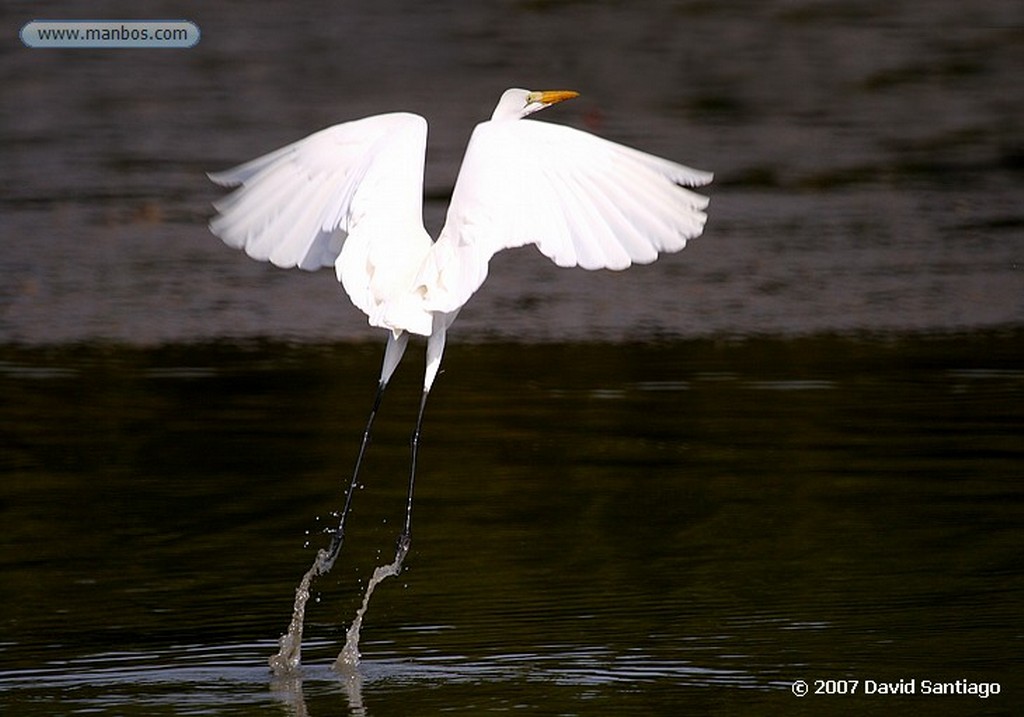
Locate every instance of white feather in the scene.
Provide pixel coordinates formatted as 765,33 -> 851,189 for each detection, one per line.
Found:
208,91 -> 712,351
208,113 -> 433,321
418,119 -> 711,314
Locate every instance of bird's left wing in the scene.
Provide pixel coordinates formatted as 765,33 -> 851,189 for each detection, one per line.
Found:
208,112 -> 428,272
419,118 -> 712,314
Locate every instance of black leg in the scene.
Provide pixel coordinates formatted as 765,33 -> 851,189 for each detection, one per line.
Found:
330,388 -> 429,671
322,381 -> 386,573
396,389 -> 429,556
271,335 -> 410,673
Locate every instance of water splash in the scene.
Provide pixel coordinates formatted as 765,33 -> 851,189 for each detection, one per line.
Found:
334,537 -> 410,671
268,547 -> 335,675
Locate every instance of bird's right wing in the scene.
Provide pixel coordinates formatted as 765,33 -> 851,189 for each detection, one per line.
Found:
208,113 -> 432,324
420,118 -> 712,315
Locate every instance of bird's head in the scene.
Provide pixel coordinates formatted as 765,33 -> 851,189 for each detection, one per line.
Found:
491,88 -> 579,121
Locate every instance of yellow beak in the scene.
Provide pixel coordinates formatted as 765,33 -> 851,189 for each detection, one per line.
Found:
528,90 -> 580,106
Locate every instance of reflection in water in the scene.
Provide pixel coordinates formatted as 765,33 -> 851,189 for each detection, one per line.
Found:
271,668 -> 368,717
269,643 -> 770,717
270,673 -> 311,717
338,667 -> 367,717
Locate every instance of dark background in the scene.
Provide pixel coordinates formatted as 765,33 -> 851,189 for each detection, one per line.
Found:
2,1 -> 1022,715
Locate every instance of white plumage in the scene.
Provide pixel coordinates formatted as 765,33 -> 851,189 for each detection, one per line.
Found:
209,88 -> 712,390
209,90 -> 713,658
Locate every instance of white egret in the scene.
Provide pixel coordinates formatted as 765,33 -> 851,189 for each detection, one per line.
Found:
208,88 -> 711,667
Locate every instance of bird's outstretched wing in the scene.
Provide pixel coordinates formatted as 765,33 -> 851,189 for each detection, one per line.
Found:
208,113 -> 432,323
419,119 -> 712,315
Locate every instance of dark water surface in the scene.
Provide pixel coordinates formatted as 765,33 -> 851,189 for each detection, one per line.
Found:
2,0 -> 1021,342
2,336 -> 1022,714
2,0 -> 1023,714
